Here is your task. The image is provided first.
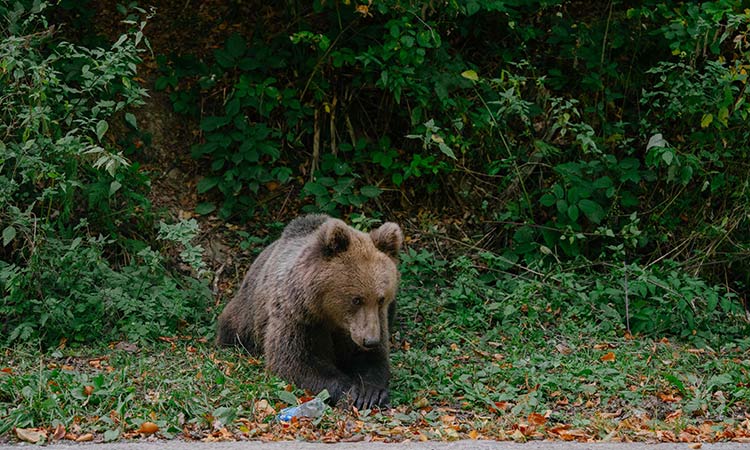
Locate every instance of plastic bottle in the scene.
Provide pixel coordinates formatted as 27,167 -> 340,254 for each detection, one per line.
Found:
277,397 -> 326,422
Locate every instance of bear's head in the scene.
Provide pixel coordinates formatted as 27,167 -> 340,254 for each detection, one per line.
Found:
312,219 -> 403,351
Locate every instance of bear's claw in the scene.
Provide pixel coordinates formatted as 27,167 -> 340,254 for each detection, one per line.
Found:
350,383 -> 390,410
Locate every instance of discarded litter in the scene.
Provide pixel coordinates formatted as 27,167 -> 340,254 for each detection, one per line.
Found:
277,397 -> 325,422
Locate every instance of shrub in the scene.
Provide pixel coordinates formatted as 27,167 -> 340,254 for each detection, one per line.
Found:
0,2 -> 212,346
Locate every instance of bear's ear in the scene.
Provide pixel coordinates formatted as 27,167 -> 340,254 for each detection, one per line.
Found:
370,222 -> 403,259
319,220 -> 351,258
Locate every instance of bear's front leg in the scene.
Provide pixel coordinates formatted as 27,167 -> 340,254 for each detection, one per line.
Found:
263,320 -> 354,405
345,346 -> 391,409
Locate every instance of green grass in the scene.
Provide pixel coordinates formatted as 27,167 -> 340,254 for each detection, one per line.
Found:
2,251 -> 750,443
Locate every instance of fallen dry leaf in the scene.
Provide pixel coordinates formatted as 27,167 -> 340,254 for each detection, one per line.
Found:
88,359 -> 106,370
52,424 -> 66,440
600,351 -> 616,362
559,429 -> 590,441
556,343 -> 573,355
413,397 -> 430,408
75,433 -> 94,442
489,401 -> 509,413
138,421 -> 159,435
114,341 -> 139,352
528,412 -> 547,426
659,393 -> 682,403
355,4 -> 372,17
689,443 -> 702,449
15,428 -> 46,443
254,399 -> 276,418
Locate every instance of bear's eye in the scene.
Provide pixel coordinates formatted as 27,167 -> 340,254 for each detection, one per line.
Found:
378,296 -> 385,306
351,297 -> 364,307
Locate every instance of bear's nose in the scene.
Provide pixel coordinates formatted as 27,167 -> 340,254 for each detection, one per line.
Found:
363,337 -> 380,349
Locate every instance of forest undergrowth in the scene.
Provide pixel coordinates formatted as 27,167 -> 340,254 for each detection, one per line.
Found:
2,0 -> 750,443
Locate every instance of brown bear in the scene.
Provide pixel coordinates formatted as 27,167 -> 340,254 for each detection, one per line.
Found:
217,214 -> 403,409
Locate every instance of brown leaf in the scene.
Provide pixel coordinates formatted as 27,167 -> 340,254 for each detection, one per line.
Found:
559,429 -> 589,441
689,443 -> 702,449
548,424 -> 571,434
413,397 -> 430,409
114,341 -> 139,352
75,433 -> 94,442
556,343 -> 573,355
665,409 -> 683,422
440,415 -> 456,425
598,409 -> 622,419
678,430 -> 698,442
600,351 -> 616,362
490,401 -> 509,412
89,359 -> 102,369
659,393 -> 682,403
138,421 -> 159,435
511,429 -> 526,442
355,5 -> 371,17
528,412 -> 547,426
15,428 -> 46,443
656,430 -> 677,442
593,343 -> 615,350
254,399 -> 275,418
52,424 -> 66,441
83,385 -> 94,396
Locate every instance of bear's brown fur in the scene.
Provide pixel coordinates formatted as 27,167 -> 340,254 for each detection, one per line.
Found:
217,214 -> 403,408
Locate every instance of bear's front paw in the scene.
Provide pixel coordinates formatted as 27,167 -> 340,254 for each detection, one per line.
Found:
349,383 -> 389,410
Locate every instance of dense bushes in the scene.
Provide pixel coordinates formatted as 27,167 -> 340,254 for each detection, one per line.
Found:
157,0 -> 750,339
0,2 -> 212,346
159,0 -> 750,259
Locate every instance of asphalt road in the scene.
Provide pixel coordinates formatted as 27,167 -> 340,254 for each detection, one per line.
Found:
1,440 -> 748,450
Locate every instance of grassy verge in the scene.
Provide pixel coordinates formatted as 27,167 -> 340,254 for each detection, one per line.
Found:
2,251 -> 750,444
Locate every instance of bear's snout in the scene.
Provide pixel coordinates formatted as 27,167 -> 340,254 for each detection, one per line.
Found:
349,306 -> 382,351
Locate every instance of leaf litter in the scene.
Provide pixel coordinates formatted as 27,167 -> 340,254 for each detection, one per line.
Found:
3,336 -> 750,444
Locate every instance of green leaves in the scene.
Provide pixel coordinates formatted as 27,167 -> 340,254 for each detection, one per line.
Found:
277,390 -> 299,406
226,33 -> 246,58
578,199 -> 605,224
195,202 -> 216,215
96,120 -> 108,142
360,185 -> 382,198
3,225 -> 16,246
461,69 -> 479,81
215,33 -> 247,68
